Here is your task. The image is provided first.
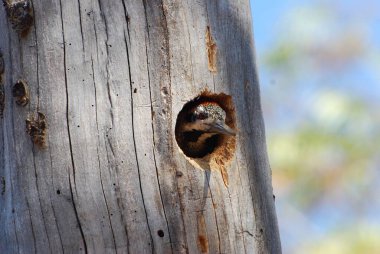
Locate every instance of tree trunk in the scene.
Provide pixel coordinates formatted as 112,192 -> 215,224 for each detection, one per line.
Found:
0,0 -> 281,253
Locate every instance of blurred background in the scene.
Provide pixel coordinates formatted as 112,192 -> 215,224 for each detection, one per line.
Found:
250,0 -> 380,253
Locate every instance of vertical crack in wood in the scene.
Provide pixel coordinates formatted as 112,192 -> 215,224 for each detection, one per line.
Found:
206,172 -> 222,253
97,0 -> 115,128
58,0 -> 88,251
160,1 -> 172,95
121,1 -> 154,250
46,123 -> 64,251
76,0 -> 85,52
93,0 -> 101,64
98,149 -> 118,251
68,175 -> 88,252
91,57 -> 118,251
92,21 -> 100,65
104,134 -> 131,250
30,0 -> 40,111
96,1 -> 131,250
31,145 -> 52,251
25,198 -> 38,251
48,186 -> 65,253
141,1 -> 174,252
160,2 -> 191,251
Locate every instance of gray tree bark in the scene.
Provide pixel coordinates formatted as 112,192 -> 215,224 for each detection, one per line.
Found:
0,0 -> 281,253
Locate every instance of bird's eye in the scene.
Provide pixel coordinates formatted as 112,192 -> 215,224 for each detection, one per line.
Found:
197,112 -> 208,120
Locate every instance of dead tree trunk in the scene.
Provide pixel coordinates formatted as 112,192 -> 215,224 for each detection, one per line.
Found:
0,0 -> 281,253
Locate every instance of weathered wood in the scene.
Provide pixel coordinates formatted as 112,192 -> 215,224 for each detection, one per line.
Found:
0,0 -> 281,253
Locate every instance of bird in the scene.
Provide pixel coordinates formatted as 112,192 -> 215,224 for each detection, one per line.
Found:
176,101 -> 235,158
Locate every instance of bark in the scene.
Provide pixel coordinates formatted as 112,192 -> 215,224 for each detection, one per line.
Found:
0,0 -> 281,253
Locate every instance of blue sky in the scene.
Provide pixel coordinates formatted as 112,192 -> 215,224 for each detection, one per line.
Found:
250,1 -> 380,253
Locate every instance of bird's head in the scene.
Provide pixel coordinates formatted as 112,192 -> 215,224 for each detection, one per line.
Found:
183,102 -> 235,136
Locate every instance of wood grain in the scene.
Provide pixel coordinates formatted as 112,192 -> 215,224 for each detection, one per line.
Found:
0,0 -> 281,253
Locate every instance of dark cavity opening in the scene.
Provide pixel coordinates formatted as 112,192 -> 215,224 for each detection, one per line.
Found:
175,90 -> 236,158
157,230 -> 164,237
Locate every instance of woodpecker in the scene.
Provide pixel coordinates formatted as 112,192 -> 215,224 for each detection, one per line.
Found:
178,101 -> 235,157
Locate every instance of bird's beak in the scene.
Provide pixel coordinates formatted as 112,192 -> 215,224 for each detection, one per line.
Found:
208,121 -> 236,136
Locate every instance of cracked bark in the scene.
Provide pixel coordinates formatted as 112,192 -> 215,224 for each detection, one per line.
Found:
0,0 -> 281,253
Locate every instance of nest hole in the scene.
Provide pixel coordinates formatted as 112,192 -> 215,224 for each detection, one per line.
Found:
175,90 -> 237,166
12,79 -> 29,106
